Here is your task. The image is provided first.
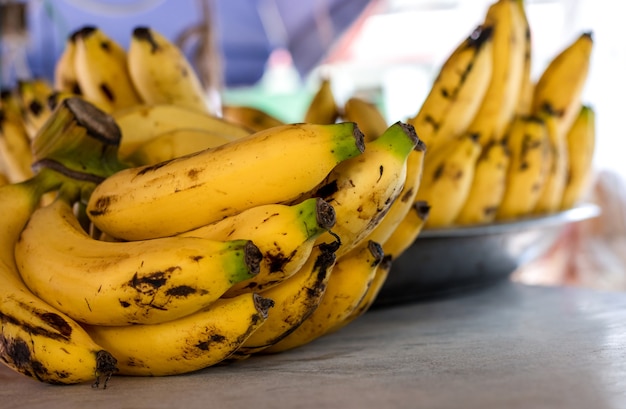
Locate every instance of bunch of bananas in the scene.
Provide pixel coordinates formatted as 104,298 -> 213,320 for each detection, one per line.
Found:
0,26 -> 429,384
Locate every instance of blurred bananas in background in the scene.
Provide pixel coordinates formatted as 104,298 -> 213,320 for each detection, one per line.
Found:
0,0 -> 596,387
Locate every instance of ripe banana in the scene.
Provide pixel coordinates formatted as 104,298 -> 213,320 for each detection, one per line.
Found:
560,105 -> 595,210
125,128 -> 234,166
181,197 -> 336,296
17,79 -> 54,140
221,105 -> 284,132
408,25 -> 494,152
531,32 -> 593,138
83,292 -> 274,376
304,77 -> 339,124
54,30 -> 82,94
465,0 -> 526,146
0,169 -> 118,386
364,137 -> 427,245
112,103 -> 251,159
0,172 -> 8,186
16,187 -> 263,326
382,201 -> 430,260
497,115 -> 551,220
455,140 -> 510,225
414,133 -> 482,228
0,109 -> 34,183
74,26 -> 142,112
532,113 -> 568,214
87,122 -> 365,240
515,0 -> 533,116
304,121 -> 419,257
128,27 -> 212,114
264,240 -> 384,353
342,96 -> 388,141
235,242 -> 338,355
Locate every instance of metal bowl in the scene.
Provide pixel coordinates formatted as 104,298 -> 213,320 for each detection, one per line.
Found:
374,203 -> 601,307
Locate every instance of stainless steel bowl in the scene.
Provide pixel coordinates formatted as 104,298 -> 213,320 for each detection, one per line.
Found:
374,203 -> 601,307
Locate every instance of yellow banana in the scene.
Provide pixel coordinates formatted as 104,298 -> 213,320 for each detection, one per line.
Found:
234,242 -> 338,355
466,0 -> 526,146
125,128 -> 234,166
342,96 -> 388,141
532,113 -> 568,214
408,25 -> 494,152
54,30 -> 82,95
329,254 -> 393,333
86,122 -> 365,241
415,134 -> 482,228
17,79 -> 54,140
0,88 -> 25,125
0,172 -> 8,186
221,105 -> 284,132
531,32 -> 593,138
74,26 -> 142,112
305,121 -> 419,257
497,115 -> 551,220
0,170 -> 118,386
181,197 -> 336,297
112,103 -> 251,159
264,240 -> 384,353
83,292 -> 273,376
560,105 -> 595,210
364,136 -> 427,246
15,187 -> 263,326
515,0 -> 533,116
0,109 -> 34,183
455,140 -> 511,225
304,77 -> 339,124
128,27 -> 212,114
381,200 -> 430,260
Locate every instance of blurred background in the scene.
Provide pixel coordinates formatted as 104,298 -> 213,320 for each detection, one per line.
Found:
1,0 -> 625,288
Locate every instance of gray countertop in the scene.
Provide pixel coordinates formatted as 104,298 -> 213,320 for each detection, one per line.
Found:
2,281 -> 625,409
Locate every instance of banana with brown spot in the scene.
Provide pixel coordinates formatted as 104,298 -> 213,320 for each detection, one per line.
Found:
87,122 -> 365,241
0,169 -> 118,386
221,104 -> 284,132
15,187 -> 262,326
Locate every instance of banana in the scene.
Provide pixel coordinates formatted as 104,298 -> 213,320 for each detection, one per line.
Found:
83,292 -> 273,376
54,30 -> 82,95
0,169 -> 118,386
74,26 -> 142,113
0,109 -> 34,183
234,241 -> 338,356
455,140 -> 511,225
86,122 -> 365,241
0,172 -> 8,186
112,103 -> 251,159
303,121 -> 419,258
221,105 -> 284,132
382,201 -> 430,260
515,0 -> 533,116
531,32 -> 593,139
364,137 -> 427,246
532,113 -> 568,214
263,240 -> 384,353
497,115 -> 551,220
327,254 -> 393,335
181,197 -> 336,297
304,77 -> 339,124
414,133 -> 482,228
125,128 -> 235,166
560,105 -> 595,210
342,96 -> 388,141
408,25 -> 494,152
17,79 -> 54,140
466,0 -> 526,146
15,187 -> 263,326
128,27 -> 212,114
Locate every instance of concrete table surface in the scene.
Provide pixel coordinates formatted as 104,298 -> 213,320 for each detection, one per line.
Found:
2,281 -> 625,409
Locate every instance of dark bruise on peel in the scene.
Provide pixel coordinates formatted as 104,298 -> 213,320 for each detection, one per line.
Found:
424,115 -> 440,133
0,309 -> 70,342
400,187 -> 415,202
89,195 -> 113,217
367,240 -> 384,267
267,249 -> 296,273
133,27 -> 160,53
195,334 -> 227,351
353,125 -> 366,153
99,83 -> 115,103
433,164 -> 445,181
414,201 -> 431,220
28,100 -> 43,116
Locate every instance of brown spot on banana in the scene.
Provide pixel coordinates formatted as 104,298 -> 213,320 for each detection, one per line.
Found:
99,83 -> 115,103
89,195 -> 114,217
132,27 -> 160,53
